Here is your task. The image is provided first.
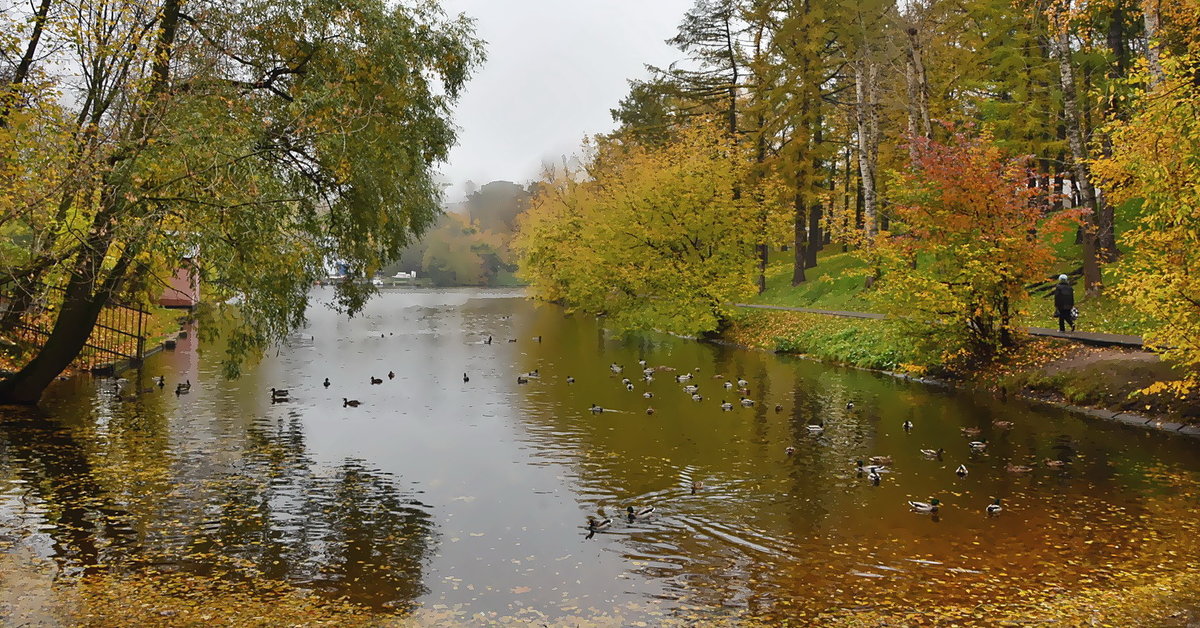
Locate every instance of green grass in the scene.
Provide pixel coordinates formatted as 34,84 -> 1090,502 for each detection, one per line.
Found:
749,248 -> 873,312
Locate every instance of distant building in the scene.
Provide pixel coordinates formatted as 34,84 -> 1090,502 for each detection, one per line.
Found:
159,255 -> 200,308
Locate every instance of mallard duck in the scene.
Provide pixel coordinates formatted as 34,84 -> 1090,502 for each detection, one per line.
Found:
566,376 -> 576,384
868,469 -> 882,484
370,376 -> 383,385
589,404 -> 603,414
986,498 -> 1002,515
645,407 -> 655,415
691,480 -> 703,494
807,422 -> 825,433
323,377 -> 331,388
740,398 -> 754,407
992,420 -> 1013,429
463,372 -> 470,382
271,387 -> 289,399
643,368 -> 655,376
610,363 -> 623,374
720,400 -> 733,411
683,384 -> 699,394
1043,458 -> 1067,468
723,381 -> 734,389
626,383 -> 635,391
627,505 -> 655,520
955,464 -> 968,477
527,369 -> 540,378
908,498 -> 940,513
644,374 -> 654,383
869,455 -> 893,465
643,391 -> 653,399
587,516 -> 612,531
622,378 -> 632,386
175,380 -> 191,395
846,401 -> 855,410
902,420 -> 914,431
784,446 -> 796,455
968,440 -> 988,451
343,398 -> 360,407
1005,463 -> 1033,473
676,373 -> 693,382
691,393 -> 703,401
485,336 -> 492,345
737,378 -> 749,387
961,427 -> 982,437
638,359 -> 647,367
920,447 -> 944,459
517,376 -> 529,384
857,460 -> 887,473
532,335 -> 542,342
155,375 -> 165,388
775,404 -> 783,413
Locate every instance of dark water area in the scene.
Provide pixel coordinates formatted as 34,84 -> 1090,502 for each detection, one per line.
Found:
2,288 -> 1199,622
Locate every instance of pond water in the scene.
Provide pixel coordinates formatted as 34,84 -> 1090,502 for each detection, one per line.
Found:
2,288 -> 1199,623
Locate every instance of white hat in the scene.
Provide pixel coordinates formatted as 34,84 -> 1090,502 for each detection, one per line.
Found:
1058,274 -> 1068,281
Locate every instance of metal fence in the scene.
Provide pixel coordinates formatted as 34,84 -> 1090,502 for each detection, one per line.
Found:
0,279 -> 148,371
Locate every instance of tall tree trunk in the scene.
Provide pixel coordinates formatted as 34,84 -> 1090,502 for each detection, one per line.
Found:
903,24 -> 932,159
854,55 -> 880,239
0,0 -> 54,126
1141,0 -> 1165,87
1054,23 -> 1103,296
792,193 -> 807,285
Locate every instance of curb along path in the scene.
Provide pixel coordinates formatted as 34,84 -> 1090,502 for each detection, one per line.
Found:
734,303 -> 1144,349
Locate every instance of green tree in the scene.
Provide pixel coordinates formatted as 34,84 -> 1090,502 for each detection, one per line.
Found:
0,0 -> 483,403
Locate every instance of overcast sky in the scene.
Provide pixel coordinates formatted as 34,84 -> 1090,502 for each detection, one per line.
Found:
436,0 -> 694,200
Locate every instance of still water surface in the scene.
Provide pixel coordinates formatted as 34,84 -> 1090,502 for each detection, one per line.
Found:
3,288 -> 1199,621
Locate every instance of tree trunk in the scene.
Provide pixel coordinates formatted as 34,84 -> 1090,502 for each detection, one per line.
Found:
805,201 -> 821,269
904,24 -> 932,159
854,55 -> 880,239
792,193 -> 807,285
1141,0 -> 1164,88
1054,23 -> 1103,296
0,0 -> 54,126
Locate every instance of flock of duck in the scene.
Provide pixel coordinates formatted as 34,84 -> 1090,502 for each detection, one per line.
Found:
559,357 -> 1073,534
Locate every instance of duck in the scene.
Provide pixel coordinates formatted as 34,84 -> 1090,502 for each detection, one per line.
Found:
643,375 -> 654,383
626,383 -> 635,391
986,498 -> 1003,515
627,505 -> 654,520
902,420 -> 914,431
784,446 -> 796,455
720,400 -> 733,411
955,464 -> 968,477
526,369 -> 540,378
175,380 -> 191,395
638,359 -> 647,367
846,401 -> 855,410
388,371 -> 395,380
155,375 -> 165,388
343,398 -> 360,407
806,421 -> 825,433
919,447 -> 944,459
532,335 -> 542,342
683,384 -> 699,394
463,372 -> 470,382
643,368 -> 655,377
508,338 -> 517,343
645,407 -> 655,415
691,393 -> 703,401
643,391 -> 653,399
691,480 -> 704,494
961,427 -> 982,437
622,378 -> 632,386
676,373 -> 693,382
736,378 -> 749,387
517,376 -> 529,385
271,387 -> 289,399
857,460 -> 887,474
370,376 -> 383,385
869,455 -> 893,466
1005,463 -> 1033,473
908,498 -> 941,513
1043,458 -> 1067,468
485,336 -> 492,345
323,377 -> 331,388
566,376 -> 576,384
587,516 -> 612,531
868,469 -> 882,484
774,404 -> 783,413
610,363 -> 623,374
968,440 -> 988,451
723,381 -> 734,389
740,397 -> 754,407
589,404 -> 604,414
992,420 -> 1014,429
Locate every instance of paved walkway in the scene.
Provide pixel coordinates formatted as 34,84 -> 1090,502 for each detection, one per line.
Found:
734,303 -> 1144,348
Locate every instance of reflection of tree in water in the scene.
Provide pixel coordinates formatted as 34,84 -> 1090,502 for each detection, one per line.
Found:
0,408 -> 437,612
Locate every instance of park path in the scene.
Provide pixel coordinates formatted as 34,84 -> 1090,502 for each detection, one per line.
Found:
734,303 -> 1144,348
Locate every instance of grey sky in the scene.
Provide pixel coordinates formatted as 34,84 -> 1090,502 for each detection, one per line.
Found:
436,0 -> 693,200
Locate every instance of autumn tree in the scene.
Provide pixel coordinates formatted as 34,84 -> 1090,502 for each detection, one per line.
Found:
515,122 -> 781,336
0,0 -> 483,403
872,130 -> 1078,364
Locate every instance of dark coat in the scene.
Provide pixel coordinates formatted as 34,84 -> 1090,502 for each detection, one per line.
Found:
1054,282 -> 1075,312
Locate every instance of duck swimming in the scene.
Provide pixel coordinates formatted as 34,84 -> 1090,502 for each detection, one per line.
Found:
902,420 -> 914,431
920,447 -> 944,459
955,464 -> 968,477
1043,458 -> 1067,468
517,376 -> 529,384
740,398 -> 754,407
643,391 -> 653,398
986,498 -> 1003,515
691,393 -> 703,401
589,404 -> 604,414
627,506 -> 655,520
868,469 -> 882,484
969,440 -> 988,451
1005,463 -> 1033,473
683,384 -> 699,394
175,380 -> 191,395
908,498 -> 940,513
856,460 -> 886,473
869,455 -> 893,465
343,398 -> 360,407
566,376 -> 576,384
370,376 -> 382,385
806,422 -> 825,433
323,377 -> 331,388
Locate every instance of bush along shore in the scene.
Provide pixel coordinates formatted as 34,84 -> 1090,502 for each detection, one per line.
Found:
720,307 -> 1200,432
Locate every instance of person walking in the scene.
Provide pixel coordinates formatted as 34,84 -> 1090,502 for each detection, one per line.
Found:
1053,274 -> 1076,332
